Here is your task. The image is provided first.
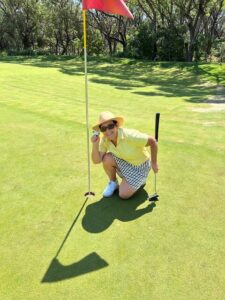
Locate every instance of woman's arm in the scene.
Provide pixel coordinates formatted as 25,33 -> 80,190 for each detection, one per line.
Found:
146,136 -> 159,173
91,135 -> 105,164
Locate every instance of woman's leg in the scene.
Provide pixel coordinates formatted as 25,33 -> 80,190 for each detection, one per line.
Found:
102,154 -> 140,199
102,153 -> 119,197
102,153 -> 117,181
119,178 -> 138,199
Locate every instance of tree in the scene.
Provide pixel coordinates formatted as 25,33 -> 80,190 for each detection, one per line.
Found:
43,0 -> 82,55
137,0 -> 225,61
0,0 -> 224,60
88,10 -> 134,55
0,0 -> 43,51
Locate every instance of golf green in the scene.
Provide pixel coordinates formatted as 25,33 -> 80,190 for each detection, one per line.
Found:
0,56 -> 224,299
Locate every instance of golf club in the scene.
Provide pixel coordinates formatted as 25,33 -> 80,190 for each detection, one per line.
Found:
149,112 -> 160,201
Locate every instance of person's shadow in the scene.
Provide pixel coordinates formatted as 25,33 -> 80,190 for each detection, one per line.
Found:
82,188 -> 156,233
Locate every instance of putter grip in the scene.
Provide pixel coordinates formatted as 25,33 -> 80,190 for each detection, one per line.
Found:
155,113 -> 160,142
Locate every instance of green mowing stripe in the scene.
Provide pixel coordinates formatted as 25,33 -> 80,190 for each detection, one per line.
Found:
0,102 -> 86,128
0,57 -> 225,300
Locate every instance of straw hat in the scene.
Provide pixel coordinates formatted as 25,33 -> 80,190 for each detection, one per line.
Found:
92,111 -> 124,131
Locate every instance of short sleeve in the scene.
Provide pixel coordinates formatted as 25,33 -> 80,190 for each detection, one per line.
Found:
126,129 -> 149,147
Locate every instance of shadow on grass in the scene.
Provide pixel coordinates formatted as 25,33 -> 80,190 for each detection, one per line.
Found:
41,253 -> 108,283
82,188 -> 156,233
41,197 -> 109,283
2,56 -> 224,103
41,188 -> 155,283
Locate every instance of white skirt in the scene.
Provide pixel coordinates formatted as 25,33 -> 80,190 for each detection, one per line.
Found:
112,154 -> 151,190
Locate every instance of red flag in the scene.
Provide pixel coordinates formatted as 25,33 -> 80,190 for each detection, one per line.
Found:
82,0 -> 133,19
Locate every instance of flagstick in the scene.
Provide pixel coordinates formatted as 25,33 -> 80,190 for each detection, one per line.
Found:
83,10 -> 95,198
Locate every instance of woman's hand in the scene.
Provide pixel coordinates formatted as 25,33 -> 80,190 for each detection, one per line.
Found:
151,162 -> 159,173
91,132 -> 100,144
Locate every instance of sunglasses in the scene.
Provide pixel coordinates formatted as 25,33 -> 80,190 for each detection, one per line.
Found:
100,123 -> 116,132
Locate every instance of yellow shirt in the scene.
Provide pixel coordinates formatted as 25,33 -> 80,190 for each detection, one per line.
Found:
99,127 -> 150,165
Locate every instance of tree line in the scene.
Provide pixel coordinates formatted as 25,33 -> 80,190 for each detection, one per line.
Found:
0,0 -> 224,62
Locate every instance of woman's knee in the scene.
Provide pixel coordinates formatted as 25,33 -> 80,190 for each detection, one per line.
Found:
119,179 -> 137,199
119,188 -> 135,200
102,153 -> 115,166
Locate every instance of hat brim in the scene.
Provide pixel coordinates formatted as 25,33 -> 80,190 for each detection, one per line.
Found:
92,117 -> 124,131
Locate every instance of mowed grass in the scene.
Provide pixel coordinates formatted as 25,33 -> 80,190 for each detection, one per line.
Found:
0,56 -> 225,300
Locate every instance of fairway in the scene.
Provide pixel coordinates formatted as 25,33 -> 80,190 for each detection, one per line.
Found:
0,56 -> 225,300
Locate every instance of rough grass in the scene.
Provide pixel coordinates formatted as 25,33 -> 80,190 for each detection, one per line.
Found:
0,56 -> 225,300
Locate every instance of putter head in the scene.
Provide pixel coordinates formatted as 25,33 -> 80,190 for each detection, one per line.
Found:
148,193 -> 159,201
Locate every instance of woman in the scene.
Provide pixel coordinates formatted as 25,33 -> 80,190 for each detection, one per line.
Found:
91,111 -> 159,199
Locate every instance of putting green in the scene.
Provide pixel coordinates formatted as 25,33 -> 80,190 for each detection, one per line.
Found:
0,56 -> 224,299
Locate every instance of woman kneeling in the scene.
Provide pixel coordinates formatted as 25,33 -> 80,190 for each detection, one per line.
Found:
91,111 -> 159,199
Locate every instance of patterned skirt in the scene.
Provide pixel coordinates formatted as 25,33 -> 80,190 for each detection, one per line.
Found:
112,154 -> 151,190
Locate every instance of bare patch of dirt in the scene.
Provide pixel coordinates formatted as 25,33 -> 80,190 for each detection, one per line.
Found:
191,84 -> 225,112
192,104 -> 225,112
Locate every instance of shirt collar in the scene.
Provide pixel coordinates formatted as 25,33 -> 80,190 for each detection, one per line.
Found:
118,127 -> 125,141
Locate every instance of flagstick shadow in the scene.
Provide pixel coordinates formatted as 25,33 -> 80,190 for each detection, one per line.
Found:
41,197 -> 108,283
41,253 -> 108,283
